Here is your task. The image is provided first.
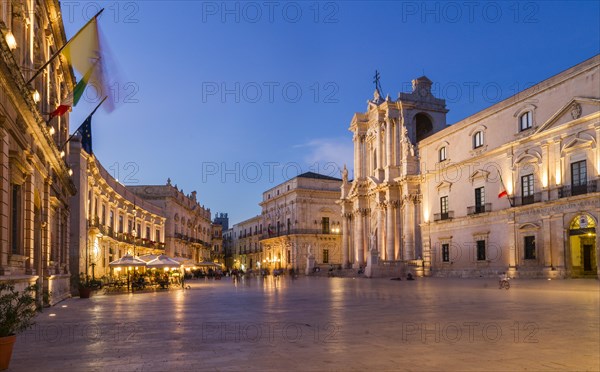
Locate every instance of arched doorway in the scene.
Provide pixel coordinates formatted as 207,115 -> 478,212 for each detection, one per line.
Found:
568,214 -> 597,277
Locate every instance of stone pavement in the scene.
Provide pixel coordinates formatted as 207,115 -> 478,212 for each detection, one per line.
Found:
8,277 -> 600,371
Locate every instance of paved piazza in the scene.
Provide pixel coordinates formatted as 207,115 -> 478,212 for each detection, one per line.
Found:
9,277 -> 600,371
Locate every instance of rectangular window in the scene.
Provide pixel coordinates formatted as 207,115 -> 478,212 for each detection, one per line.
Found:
10,185 -> 21,254
287,250 -> 291,264
156,229 -> 161,242
118,215 -> 124,233
322,217 -> 330,234
128,219 -> 132,234
102,204 -> 106,225
146,226 -> 151,240
571,160 -> 587,196
287,218 -> 291,234
440,196 -> 448,215
524,236 -> 536,259
439,146 -> 446,162
109,211 -> 114,230
521,174 -> 535,204
442,243 -> 449,262
137,223 -> 141,237
323,249 -> 329,264
521,174 -> 534,196
476,240 -> 486,261
475,187 -> 485,213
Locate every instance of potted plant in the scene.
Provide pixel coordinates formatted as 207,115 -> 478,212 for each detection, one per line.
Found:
74,273 -> 94,298
0,282 -> 38,370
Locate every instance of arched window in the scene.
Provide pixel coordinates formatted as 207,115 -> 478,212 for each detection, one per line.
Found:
415,113 -> 433,142
519,111 -> 532,131
439,146 -> 447,162
473,131 -> 484,149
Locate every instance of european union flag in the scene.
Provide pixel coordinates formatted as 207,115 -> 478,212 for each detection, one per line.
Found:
77,115 -> 93,154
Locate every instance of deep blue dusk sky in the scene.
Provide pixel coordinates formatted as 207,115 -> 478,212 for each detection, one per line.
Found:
62,1 -> 600,225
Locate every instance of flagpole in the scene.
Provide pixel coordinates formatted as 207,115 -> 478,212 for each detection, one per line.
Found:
26,8 -> 105,86
498,171 -> 514,207
60,96 -> 107,150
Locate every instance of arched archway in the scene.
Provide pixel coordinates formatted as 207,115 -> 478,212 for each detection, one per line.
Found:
568,213 -> 597,277
415,113 -> 433,142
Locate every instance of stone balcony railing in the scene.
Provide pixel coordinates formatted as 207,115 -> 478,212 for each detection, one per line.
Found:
89,217 -> 165,250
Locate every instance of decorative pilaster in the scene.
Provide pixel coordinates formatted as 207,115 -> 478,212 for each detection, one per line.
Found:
24,169 -> 35,274
0,126 -> 9,273
42,178 -> 51,277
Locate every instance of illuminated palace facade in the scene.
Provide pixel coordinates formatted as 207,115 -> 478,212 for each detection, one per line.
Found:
1,0 -> 76,304
129,182 -> 216,263
69,138 -> 166,281
232,172 -> 343,273
340,55 -> 600,278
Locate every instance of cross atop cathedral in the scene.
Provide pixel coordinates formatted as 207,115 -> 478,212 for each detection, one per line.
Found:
373,70 -> 382,95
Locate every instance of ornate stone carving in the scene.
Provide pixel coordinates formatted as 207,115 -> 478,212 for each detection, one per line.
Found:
570,102 -> 582,120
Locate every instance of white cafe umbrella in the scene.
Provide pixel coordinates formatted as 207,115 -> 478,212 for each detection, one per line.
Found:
109,254 -> 147,267
108,254 -> 146,291
138,254 -> 159,263
146,255 -> 182,269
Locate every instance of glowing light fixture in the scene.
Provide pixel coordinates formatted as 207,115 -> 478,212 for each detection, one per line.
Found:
48,126 -> 55,135
60,150 -> 65,158
68,168 -> 73,176
32,90 -> 40,103
5,31 -> 17,50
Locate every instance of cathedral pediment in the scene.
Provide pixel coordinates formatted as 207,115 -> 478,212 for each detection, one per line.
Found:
534,97 -> 600,134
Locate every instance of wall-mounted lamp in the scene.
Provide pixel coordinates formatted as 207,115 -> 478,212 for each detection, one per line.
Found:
5,31 -> 17,50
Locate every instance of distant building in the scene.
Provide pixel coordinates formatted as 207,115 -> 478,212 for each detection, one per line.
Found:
129,181 -> 214,262
232,172 -> 343,273
214,212 -> 229,231
223,228 -> 234,269
210,221 -> 223,265
341,55 -> 600,279
231,215 -> 261,271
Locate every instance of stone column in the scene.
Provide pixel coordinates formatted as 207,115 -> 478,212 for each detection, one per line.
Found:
385,119 -> 393,169
403,198 -> 415,261
394,201 -> 401,261
353,134 -> 360,179
507,217 -> 517,276
354,210 -> 364,267
386,202 -> 395,261
341,213 -> 350,268
541,143 -> 550,201
377,203 -> 384,259
24,170 -> 35,274
542,216 -> 552,267
42,178 -> 51,277
376,124 -> 383,170
0,126 -> 9,273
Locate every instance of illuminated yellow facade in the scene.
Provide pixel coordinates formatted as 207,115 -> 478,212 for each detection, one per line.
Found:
0,0 -> 76,304
68,138 -> 166,282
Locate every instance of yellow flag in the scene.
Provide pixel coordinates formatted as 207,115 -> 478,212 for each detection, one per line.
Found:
62,17 -> 100,77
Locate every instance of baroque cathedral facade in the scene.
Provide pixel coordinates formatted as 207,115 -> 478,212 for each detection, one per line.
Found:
340,55 -> 600,279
